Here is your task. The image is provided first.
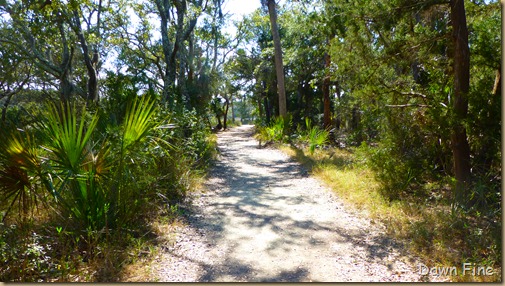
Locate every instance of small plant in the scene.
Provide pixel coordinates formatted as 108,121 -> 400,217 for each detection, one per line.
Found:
296,118 -> 329,155
255,117 -> 288,144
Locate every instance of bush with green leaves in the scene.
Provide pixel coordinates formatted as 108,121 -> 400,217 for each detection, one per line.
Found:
355,111 -> 439,201
172,108 -> 215,166
0,95 -> 161,234
255,116 -> 289,144
298,118 -> 329,155
152,108 -> 216,201
0,224 -> 59,282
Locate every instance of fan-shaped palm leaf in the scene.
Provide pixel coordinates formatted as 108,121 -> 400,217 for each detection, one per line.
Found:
122,95 -> 158,150
0,128 -> 41,221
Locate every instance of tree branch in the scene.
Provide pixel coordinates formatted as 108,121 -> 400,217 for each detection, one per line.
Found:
385,104 -> 430,108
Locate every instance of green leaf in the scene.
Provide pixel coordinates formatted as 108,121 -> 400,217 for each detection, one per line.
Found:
122,95 -> 158,150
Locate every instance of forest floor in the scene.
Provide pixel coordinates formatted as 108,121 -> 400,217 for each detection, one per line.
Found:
126,125 -> 445,282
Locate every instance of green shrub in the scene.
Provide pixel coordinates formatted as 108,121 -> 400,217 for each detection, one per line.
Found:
152,108 -> 216,202
300,118 -> 329,155
356,139 -> 426,201
171,108 -> 215,166
0,95 -> 218,281
255,116 -> 289,144
0,96 -> 161,233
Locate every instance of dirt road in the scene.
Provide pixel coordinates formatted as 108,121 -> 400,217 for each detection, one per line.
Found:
149,125 -> 428,282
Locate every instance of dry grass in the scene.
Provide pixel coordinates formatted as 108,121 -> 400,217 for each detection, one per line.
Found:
120,216 -> 183,282
279,144 -> 501,283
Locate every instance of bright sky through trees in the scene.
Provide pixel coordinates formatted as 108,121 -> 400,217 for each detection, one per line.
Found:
221,0 -> 261,38
222,0 -> 261,20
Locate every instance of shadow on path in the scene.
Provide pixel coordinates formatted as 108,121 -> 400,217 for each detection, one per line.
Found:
173,125 -> 420,282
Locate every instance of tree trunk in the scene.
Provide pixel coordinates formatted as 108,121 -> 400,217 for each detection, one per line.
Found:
1,93 -> 13,122
178,45 -> 188,111
257,96 -> 264,121
492,69 -> 501,96
223,97 -> 230,129
262,80 -> 271,124
323,50 -> 331,129
303,83 -> 311,119
71,7 -> 99,103
264,94 -> 271,124
231,96 -> 235,123
155,0 -> 175,107
449,0 -> 472,204
267,0 -> 287,119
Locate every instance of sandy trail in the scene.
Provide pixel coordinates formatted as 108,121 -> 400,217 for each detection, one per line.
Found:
149,125 -> 428,282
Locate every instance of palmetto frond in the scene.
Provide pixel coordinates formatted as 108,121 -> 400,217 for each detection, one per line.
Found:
0,128 -> 42,221
43,102 -> 99,173
122,95 -> 158,150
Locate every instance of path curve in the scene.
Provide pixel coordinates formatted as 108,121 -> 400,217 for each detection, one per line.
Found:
151,125 -> 427,282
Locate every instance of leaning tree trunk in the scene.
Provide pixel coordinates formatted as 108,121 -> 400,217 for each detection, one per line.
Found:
155,0 -> 176,109
267,0 -> 287,119
449,0 -> 472,205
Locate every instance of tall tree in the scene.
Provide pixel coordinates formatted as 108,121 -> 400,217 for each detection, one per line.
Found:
69,0 -> 105,102
0,33 -> 32,121
0,0 -> 117,102
263,0 -> 287,118
154,0 -> 224,111
449,0 -> 471,204
322,43 -> 331,129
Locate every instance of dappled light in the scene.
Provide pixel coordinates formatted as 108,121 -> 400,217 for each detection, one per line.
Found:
0,0 -> 500,282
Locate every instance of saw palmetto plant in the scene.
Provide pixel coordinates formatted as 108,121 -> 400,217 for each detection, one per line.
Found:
0,127 -> 43,222
0,95 -> 161,233
41,102 -> 109,231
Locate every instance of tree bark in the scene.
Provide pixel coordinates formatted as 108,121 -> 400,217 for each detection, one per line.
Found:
492,69 -> 501,96
1,93 -> 14,122
262,80 -> 271,124
323,50 -> 331,129
266,0 -> 287,119
156,0 -> 203,110
72,8 -> 98,102
4,3 -> 84,101
449,0 -> 472,204
223,97 -> 230,129
155,0 -> 175,108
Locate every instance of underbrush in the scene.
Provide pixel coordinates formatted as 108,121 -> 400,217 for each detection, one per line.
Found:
254,117 -> 288,144
255,117 -> 329,154
278,144 -> 501,282
0,99 -> 217,282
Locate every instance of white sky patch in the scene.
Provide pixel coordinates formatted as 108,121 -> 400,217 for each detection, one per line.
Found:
221,0 -> 261,37
222,0 -> 261,20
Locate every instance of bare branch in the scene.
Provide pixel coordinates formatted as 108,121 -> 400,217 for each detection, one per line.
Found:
385,104 -> 431,108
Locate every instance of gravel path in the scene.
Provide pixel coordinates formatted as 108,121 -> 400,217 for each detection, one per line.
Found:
149,125 -> 430,282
